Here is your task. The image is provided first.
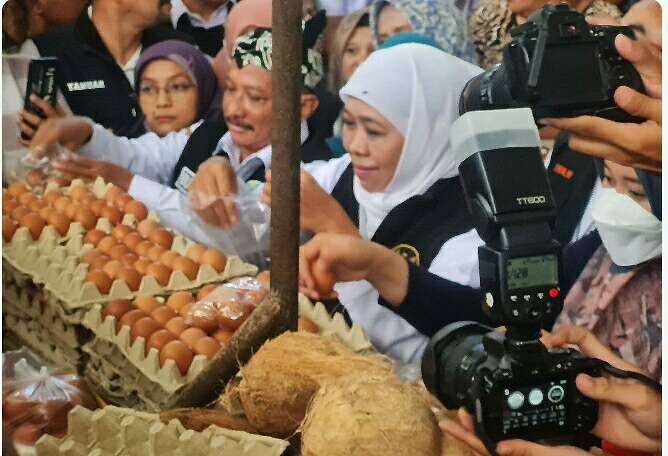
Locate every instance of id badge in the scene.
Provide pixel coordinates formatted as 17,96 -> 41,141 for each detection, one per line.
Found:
175,167 -> 196,195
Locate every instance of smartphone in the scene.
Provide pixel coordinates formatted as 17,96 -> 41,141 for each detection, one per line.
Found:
21,57 -> 58,141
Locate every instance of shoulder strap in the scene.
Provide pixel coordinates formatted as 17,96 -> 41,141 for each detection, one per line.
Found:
329,164 -> 359,227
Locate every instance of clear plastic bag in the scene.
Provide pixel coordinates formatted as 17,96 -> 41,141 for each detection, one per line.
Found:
2,350 -> 97,450
10,145 -> 76,188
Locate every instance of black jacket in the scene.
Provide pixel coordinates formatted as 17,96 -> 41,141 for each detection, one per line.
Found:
33,12 -> 193,138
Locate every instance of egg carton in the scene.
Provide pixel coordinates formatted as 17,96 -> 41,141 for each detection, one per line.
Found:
35,405 -> 289,456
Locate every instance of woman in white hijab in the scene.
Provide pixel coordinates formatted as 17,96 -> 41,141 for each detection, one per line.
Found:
263,42 -> 484,363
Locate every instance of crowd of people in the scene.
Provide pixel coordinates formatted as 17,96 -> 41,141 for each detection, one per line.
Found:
2,0 -> 662,454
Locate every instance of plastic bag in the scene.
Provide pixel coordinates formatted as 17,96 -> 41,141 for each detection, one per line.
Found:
2,350 -> 97,450
10,145 -> 76,188
184,277 -> 268,335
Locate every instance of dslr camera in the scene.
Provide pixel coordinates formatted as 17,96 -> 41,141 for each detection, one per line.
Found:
422,109 -> 658,453
460,4 -> 643,122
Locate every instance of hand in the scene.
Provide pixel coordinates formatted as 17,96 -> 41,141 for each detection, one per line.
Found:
27,117 -> 94,158
262,170 -> 359,236
17,95 -> 65,144
51,155 -> 133,191
188,156 -> 239,227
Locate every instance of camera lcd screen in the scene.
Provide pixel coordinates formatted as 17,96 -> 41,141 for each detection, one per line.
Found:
538,43 -> 602,105
506,255 -> 558,290
501,379 -> 569,435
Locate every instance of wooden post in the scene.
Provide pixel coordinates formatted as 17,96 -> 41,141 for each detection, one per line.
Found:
270,0 -> 303,331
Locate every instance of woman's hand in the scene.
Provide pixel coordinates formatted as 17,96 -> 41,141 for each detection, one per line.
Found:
17,95 -> 65,144
188,156 -> 239,227
27,116 -> 94,158
51,155 -> 133,191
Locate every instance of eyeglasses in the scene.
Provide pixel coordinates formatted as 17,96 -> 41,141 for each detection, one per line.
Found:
138,81 -> 195,102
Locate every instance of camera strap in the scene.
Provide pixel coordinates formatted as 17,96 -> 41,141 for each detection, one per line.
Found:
600,362 -> 662,393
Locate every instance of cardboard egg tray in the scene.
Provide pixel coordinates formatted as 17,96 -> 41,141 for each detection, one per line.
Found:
35,405 -> 289,456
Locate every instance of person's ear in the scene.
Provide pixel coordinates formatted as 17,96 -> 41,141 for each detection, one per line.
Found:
300,93 -> 319,120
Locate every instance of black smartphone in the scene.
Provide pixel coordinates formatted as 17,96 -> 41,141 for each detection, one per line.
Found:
21,57 -> 58,141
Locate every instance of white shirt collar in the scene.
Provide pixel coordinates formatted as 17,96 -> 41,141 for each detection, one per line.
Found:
171,0 -> 233,29
121,46 -> 142,87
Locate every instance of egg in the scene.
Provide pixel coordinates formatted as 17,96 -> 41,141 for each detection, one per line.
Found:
83,229 -> 106,247
74,209 -> 97,230
217,302 -> 253,331
125,200 -> 148,221
256,271 -> 270,288
123,232 -> 143,250
188,311 -> 219,334
29,199 -> 46,213
3,216 -> 17,242
159,250 -> 180,268
109,244 -> 130,260
69,185 -> 91,201
3,199 -> 18,216
134,240 -> 154,256
11,206 -> 31,222
39,206 -> 55,221
90,200 -> 107,216
117,309 -> 148,332
81,249 -> 103,265
2,191 -> 13,204
146,329 -> 176,355
173,256 -> 199,280
151,306 -> 177,326
159,340 -> 193,376
79,194 -> 97,207
196,284 -> 218,301
44,190 -> 63,205
179,302 -> 195,318
48,175 -> 71,187
104,185 -> 123,205
115,194 -> 132,211
166,291 -> 195,313
193,337 -> 221,360
133,258 -> 152,275
134,295 -> 161,314
90,254 -> 112,271
298,317 -> 320,334
147,262 -> 172,286
47,212 -> 71,236
165,316 -> 188,337
137,219 -> 159,238
64,202 -> 82,219
20,212 -> 45,240
120,252 -> 139,267
118,267 -> 142,291
17,192 -> 36,206
213,329 -> 235,345
101,299 -> 133,322
100,205 -> 122,225
12,422 -> 42,445
85,270 -> 113,294
200,250 -> 227,272
112,224 -> 133,240
147,245 -> 167,262
53,196 -> 72,213
130,317 -> 161,342
97,236 -> 118,254
185,244 -> 206,263
7,182 -> 28,197
179,327 -> 207,349
25,169 -> 46,187
102,260 -> 123,279
149,229 -> 173,249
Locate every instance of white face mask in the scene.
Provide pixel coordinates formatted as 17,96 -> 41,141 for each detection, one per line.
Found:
591,187 -> 662,266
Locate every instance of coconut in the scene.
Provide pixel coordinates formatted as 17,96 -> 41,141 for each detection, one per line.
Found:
301,373 -> 442,456
225,331 -> 391,436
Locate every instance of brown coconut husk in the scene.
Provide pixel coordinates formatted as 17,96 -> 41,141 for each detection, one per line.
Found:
221,331 -> 392,436
300,373 -> 442,456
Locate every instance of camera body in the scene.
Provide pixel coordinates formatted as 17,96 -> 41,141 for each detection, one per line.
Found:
460,4 -> 644,122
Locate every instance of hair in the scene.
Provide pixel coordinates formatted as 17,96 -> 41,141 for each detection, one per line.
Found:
327,9 -> 371,94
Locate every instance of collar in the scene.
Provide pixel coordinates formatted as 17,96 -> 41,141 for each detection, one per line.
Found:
171,0 -> 233,29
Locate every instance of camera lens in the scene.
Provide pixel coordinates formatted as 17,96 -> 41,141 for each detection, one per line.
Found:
458,65 -> 514,115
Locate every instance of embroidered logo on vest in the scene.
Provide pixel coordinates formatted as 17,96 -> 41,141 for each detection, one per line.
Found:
66,80 -> 106,92
175,167 -> 196,195
553,163 -> 574,180
393,244 -> 421,266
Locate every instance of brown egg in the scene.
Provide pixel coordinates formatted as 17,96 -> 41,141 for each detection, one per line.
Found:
43,189 -> 62,205
11,206 -> 31,222
69,185 -> 91,201
64,202 -> 82,220
47,212 -> 71,236
109,244 -> 130,260
135,295 -> 161,314
29,199 -> 46,213
49,175 -> 72,186
7,182 -> 28,197
104,185 -> 123,205
3,216 -> 17,242
53,196 -> 72,213
256,271 -> 270,288
213,329 -> 235,345
20,212 -> 45,240
159,250 -> 180,268
147,262 -> 172,286
85,270 -> 112,294
137,219 -> 159,238
159,340 -> 193,375
200,250 -> 227,272
101,299 -> 133,322
179,327 -> 207,349
102,260 -> 123,279
100,205 -> 122,225
179,302 -> 195,318
146,329 -> 176,355
74,208 -> 97,230
196,284 -> 218,301
25,169 -> 46,187
3,199 -> 18,216
97,236 -> 118,254
185,244 -> 207,263
173,256 -> 199,280
90,254 -> 111,271
12,422 -> 42,445
123,232 -> 143,251
115,193 -> 133,211
133,258 -> 152,275
166,291 -> 195,313
39,206 -> 56,221
165,316 -> 188,337
120,252 -> 139,267
188,311 -> 219,334
151,306 -> 177,326
147,245 -> 167,262
298,317 -> 320,334
79,194 -> 97,207
2,191 -> 14,205
149,229 -> 173,249
217,302 -> 253,331
135,240 -> 154,256
125,200 -> 148,221
117,309 -> 148,332
112,224 -> 133,240
17,192 -> 36,207
83,229 -> 106,247
193,337 -> 221,359
118,267 -> 142,291
90,200 -> 107,216
81,249 -> 103,265
130,317 -> 161,342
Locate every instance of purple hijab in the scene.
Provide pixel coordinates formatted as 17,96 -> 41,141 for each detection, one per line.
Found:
135,40 -> 222,123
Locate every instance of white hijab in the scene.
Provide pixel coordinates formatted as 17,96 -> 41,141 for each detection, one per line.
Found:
339,43 -> 482,239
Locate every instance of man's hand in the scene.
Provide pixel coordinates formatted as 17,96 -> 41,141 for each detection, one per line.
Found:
17,95 -> 65,144
28,117 -> 94,158
51,155 -> 133,191
188,156 -> 239,227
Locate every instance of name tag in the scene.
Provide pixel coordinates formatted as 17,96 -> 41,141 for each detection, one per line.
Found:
175,167 -> 196,195
66,80 -> 106,91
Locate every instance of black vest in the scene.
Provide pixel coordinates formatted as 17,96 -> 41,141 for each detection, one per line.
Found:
331,165 -> 475,269
175,14 -> 224,57
33,13 -> 193,138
